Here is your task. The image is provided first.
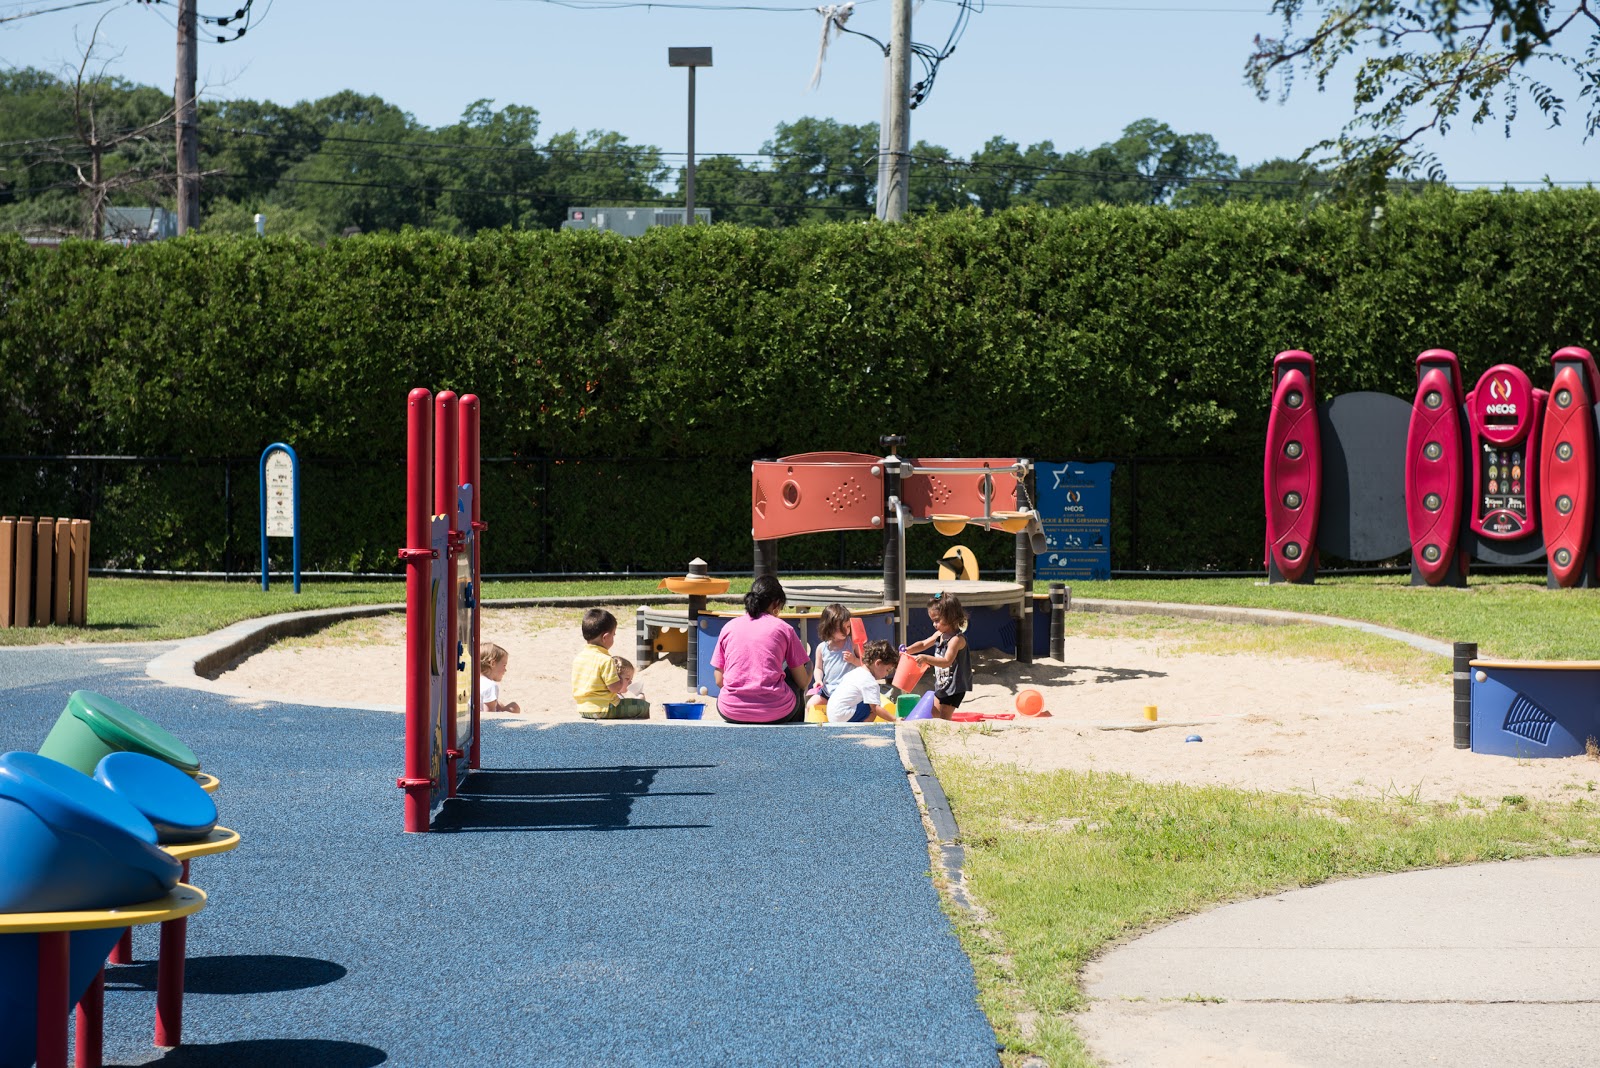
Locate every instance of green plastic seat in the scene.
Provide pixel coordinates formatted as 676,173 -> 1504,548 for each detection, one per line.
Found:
37,690 -> 201,777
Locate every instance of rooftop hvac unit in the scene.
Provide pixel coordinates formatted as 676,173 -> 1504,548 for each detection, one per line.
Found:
561,206 -> 713,234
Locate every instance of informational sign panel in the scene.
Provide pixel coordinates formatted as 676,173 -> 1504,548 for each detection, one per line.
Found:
429,515 -> 449,813
453,484 -> 476,775
264,451 -> 295,536
258,442 -> 302,593
1035,461 -> 1115,581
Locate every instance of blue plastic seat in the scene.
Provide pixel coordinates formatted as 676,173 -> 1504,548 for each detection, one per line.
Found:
0,752 -> 179,914
94,752 -> 218,844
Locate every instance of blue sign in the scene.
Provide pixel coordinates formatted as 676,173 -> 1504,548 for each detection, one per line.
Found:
1035,461 -> 1114,581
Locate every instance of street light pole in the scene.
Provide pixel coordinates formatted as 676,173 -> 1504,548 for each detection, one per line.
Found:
668,47 -> 713,225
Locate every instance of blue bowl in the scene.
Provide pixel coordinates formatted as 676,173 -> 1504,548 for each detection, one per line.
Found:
663,702 -> 705,720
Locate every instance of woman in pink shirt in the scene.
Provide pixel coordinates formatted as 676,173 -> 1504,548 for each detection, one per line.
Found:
712,575 -> 810,723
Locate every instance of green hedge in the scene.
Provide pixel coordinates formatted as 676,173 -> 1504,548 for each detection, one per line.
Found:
5,189 -> 1599,572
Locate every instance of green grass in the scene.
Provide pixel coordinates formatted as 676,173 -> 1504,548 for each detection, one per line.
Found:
933,755 -> 1600,1066
1060,574 -> 1595,660
0,576 -> 703,646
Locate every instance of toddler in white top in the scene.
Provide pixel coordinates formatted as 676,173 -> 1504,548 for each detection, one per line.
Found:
825,639 -> 899,723
479,642 -> 521,715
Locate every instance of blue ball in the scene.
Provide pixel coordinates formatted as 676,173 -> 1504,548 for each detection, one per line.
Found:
1185,734 -> 1203,743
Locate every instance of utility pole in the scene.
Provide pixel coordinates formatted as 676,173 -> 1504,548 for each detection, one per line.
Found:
881,0 -> 912,222
175,0 -> 199,234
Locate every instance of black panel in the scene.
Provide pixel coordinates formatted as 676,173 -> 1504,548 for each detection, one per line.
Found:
1316,391 -> 1412,561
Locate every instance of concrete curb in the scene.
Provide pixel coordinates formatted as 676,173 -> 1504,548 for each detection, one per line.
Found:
141,594 -> 746,701
1072,597 -> 1454,658
899,724 -> 974,913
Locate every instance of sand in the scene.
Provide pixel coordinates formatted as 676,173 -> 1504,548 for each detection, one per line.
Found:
202,605 -> 1600,804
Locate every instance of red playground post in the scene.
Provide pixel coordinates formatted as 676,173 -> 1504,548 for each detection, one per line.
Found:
399,388 -> 435,832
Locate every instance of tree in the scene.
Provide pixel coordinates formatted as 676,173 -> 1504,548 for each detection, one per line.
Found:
760,117 -> 878,225
1246,1 -> 1600,194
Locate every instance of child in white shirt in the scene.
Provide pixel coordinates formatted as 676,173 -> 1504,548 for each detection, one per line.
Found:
479,642 -> 521,715
826,639 -> 899,723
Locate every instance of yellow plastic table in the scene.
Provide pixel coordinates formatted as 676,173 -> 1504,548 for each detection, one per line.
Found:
0,885 -> 206,1068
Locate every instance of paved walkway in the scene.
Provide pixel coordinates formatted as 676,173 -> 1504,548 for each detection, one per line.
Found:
1077,856 -> 1600,1067
0,643 -> 999,1067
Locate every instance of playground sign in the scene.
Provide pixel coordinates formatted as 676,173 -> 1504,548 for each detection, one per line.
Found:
1035,461 -> 1114,581
258,442 -> 301,593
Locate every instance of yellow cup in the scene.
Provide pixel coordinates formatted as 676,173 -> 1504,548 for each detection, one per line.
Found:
806,704 -> 830,724
1144,705 -> 1158,721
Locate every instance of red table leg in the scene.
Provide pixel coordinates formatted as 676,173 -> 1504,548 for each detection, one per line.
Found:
108,929 -> 133,965
37,930 -> 70,1068
153,915 -> 188,1047
154,859 -> 192,1048
75,968 -> 105,1068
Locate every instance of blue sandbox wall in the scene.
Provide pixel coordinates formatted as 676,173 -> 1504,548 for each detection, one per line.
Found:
1471,664 -> 1600,758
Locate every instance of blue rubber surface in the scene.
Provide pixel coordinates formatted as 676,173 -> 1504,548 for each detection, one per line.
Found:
0,645 -> 999,1067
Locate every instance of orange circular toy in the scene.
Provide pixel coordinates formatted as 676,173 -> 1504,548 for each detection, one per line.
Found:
1015,689 -> 1045,717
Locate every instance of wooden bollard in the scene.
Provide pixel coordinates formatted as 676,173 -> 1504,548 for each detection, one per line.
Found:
13,517 -> 33,628
34,517 -> 54,626
71,519 -> 90,626
0,518 -> 13,627
53,519 -> 71,625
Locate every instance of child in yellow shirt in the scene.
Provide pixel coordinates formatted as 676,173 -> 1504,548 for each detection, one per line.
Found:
571,609 -> 645,719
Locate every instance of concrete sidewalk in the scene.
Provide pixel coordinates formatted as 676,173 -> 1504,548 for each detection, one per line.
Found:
1077,856 -> 1600,1068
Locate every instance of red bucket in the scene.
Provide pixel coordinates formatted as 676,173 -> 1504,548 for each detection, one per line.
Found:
892,652 -> 926,692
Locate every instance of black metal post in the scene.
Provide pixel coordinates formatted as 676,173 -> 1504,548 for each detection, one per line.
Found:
1454,641 -> 1476,750
687,593 -> 707,694
222,458 -> 232,580
1049,582 -> 1067,661
882,452 -> 903,645
753,539 -> 777,581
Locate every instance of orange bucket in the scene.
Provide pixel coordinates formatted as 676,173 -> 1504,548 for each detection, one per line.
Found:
892,652 -> 926,692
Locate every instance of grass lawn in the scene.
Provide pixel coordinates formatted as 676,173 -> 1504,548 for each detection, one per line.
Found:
0,576 -> 684,646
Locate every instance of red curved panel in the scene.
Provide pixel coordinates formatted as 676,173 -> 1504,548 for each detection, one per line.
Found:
901,458 -> 1021,521
1468,363 -> 1546,541
1405,351 -> 1464,584
1541,352 -> 1598,586
1263,351 -> 1320,581
778,452 -> 882,464
752,460 -> 885,540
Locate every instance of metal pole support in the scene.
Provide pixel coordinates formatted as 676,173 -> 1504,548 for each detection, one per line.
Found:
687,593 -> 707,695
753,538 -> 777,581
1453,641 -> 1476,750
1049,582 -> 1068,661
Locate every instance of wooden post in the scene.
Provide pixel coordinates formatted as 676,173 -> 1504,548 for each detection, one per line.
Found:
71,520 -> 89,626
0,518 -> 13,627
52,519 -> 71,625
33,518 -> 54,626
14,517 -> 34,628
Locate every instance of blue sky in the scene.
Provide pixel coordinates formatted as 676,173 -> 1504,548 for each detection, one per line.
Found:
2,0 -> 1594,187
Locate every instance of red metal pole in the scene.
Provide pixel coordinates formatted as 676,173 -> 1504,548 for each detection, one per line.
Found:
153,859 -> 192,1047
75,967 -> 104,1068
401,388 -> 433,832
459,394 -> 482,770
37,930 -> 69,1068
108,929 -> 132,965
434,391 -> 460,797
